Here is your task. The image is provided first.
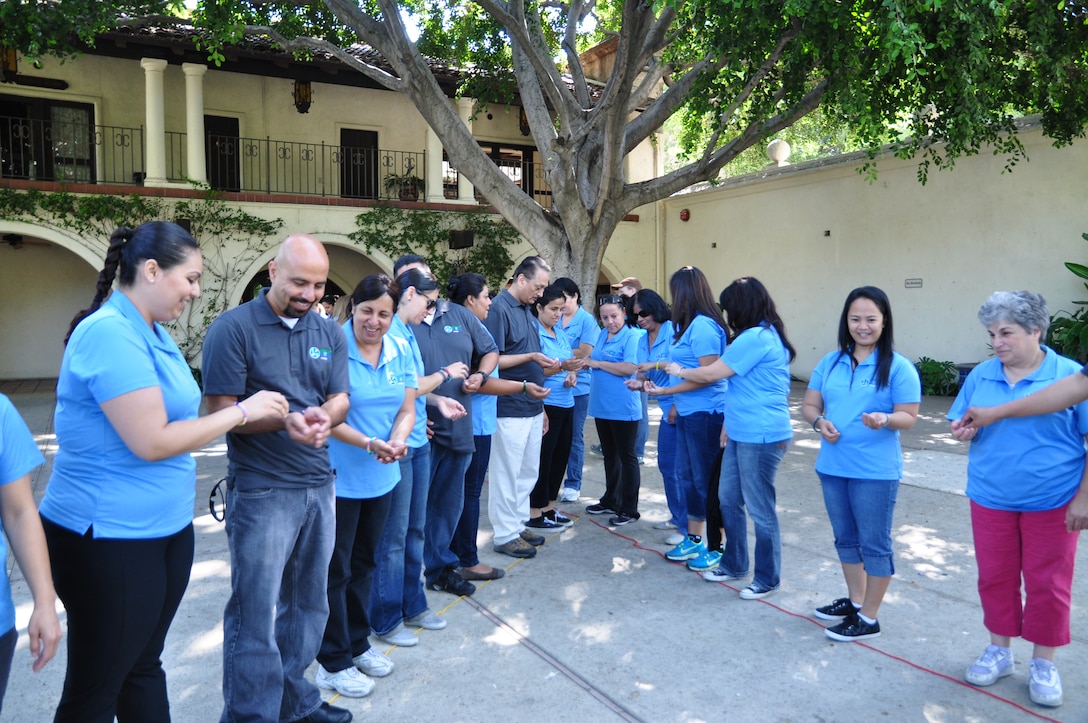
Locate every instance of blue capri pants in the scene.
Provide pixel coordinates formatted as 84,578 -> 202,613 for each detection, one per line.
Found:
817,472 -> 898,578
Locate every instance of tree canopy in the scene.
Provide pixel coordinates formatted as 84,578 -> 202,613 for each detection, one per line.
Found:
4,0 -> 1088,296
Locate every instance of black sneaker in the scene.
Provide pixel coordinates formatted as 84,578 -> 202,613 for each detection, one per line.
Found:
825,616 -> 880,642
429,567 -> 476,597
814,597 -> 859,621
526,515 -> 563,530
585,503 -> 614,515
609,512 -> 636,526
544,509 -> 573,526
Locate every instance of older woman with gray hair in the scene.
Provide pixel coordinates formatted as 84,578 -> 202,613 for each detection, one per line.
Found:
948,290 -> 1088,709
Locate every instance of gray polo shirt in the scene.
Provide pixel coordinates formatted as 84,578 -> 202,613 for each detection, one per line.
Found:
201,289 -> 349,490
411,300 -> 497,454
483,289 -> 545,418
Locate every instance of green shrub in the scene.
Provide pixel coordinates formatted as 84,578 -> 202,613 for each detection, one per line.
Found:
1046,233 -> 1088,363
914,357 -> 958,396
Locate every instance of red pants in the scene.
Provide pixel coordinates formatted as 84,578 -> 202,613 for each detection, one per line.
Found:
970,500 -> 1080,647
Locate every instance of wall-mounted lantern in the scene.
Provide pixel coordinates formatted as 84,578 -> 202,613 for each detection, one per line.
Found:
293,80 -> 312,114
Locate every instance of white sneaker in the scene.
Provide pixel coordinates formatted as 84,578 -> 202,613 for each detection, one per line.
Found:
354,648 -> 394,678
1029,658 -> 1062,707
374,623 -> 419,647
652,520 -> 674,530
316,665 -> 375,697
405,611 -> 447,630
558,487 -> 579,502
664,532 -> 685,546
965,645 -> 1014,686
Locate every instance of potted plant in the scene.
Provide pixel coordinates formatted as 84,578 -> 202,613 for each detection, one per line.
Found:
383,172 -> 423,201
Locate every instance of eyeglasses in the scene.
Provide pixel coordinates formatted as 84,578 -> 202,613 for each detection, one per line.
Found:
598,294 -> 624,306
636,309 -> 653,318
425,298 -> 437,310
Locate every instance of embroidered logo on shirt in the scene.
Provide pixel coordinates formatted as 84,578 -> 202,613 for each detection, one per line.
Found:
386,372 -> 404,385
309,346 -> 332,361
444,325 -> 463,334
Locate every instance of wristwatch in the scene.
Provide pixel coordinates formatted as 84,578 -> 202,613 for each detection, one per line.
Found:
475,370 -> 488,387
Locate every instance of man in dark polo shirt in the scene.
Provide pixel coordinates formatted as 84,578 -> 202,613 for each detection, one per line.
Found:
411,296 -> 498,594
202,235 -> 352,723
483,256 -> 560,558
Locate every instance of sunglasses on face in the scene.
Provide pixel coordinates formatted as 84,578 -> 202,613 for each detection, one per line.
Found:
425,298 -> 437,310
636,309 -> 653,318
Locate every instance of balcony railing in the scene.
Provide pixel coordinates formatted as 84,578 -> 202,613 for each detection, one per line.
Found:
1,115 -> 144,185
1,118 -> 553,209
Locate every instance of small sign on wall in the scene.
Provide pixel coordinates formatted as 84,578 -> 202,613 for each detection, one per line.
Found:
904,278 -> 922,289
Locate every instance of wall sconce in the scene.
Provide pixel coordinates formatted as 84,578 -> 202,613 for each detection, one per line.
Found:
518,107 -> 530,136
293,80 -> 312,114
679,208 -> 690,222
1,47 -> 17,82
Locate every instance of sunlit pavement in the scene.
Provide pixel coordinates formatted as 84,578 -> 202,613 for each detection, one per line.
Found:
4,384 -> 1085,722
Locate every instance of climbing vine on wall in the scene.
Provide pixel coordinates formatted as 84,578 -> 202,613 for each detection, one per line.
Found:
0,187 -> 284,364
350,205 -> 519,293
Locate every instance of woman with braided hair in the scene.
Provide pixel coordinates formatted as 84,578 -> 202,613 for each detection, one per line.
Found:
41,222 -> 288,722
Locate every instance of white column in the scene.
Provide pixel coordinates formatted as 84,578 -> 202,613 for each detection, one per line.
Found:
182,63 -> 208,184
455,98 -> 475,203
425,128 -> 444,203
140,58 -> 168,185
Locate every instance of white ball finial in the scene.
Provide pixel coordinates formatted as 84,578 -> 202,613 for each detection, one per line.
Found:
767,139 -> 791,166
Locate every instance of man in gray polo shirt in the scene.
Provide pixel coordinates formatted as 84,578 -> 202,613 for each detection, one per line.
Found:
483,256 -> 559,558
202,235 -> 352,723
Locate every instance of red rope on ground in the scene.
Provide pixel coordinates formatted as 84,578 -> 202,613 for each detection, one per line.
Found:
587,516 -> 1063,723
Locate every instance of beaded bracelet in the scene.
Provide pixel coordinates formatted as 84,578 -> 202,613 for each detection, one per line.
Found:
234,401 -> 248,426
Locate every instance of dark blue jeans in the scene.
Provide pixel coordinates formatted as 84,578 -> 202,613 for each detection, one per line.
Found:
563,394 -> 590,491
657,413 -> 686,531
453,435 -> 492,568
220,482 -> 334,723
676,410 -> 724,523
369,443 -> 431,636
319,490 -> 393,673
424,443 -> 473,584
719,440 -> 788,589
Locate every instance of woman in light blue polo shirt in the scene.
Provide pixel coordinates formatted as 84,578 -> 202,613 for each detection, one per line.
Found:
627,290 -> 684,544
585,294 -> 642,525
668,277 -> 797,600
648,267 -> 727,563
528,284 -> 579,529
316,274 -> 417,696
0,395 -> 61,714
41,222 -> 287,721
802,286 -> 919,641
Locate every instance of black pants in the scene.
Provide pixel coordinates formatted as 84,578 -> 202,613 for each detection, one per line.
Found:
0,625 -> 16,716
595,417 -> 641,517
530,405 -> 574,508
706,447 -> 725,550
43,517 -> 194,723
319,491 -> 394,672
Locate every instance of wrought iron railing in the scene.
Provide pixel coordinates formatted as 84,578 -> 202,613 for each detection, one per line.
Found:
0,115 -> 144,185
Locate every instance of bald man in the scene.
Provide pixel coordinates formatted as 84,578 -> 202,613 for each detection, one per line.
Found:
203,236 -> 353,723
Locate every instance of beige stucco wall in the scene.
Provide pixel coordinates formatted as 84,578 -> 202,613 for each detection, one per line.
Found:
661,127 -> 1088,378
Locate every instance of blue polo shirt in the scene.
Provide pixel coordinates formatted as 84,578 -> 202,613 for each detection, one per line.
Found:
471,326 -> 499,437
538,321 -> 574,409
0,395 -> 45,632
588,325 -> 641,421
387,314 -> 428,449
483,289 -> 545,418
949,349 -> 1088,511
640,321 -> 675,415
201,289 -> 349,491
722,325 -> 793,444
328,322 -> 417,499
411,301 -> 498,453
42,292 -> 200,538
669,315 -> 727,416
809,349 -> 920,479
559,306 -> 598,397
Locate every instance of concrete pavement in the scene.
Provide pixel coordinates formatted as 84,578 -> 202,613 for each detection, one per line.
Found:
2,384 -> 1086,722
